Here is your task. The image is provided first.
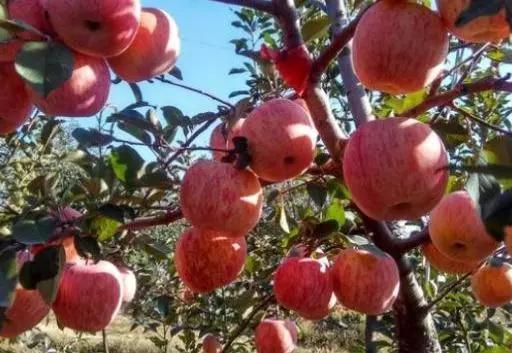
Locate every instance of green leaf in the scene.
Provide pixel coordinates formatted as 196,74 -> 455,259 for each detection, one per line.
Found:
72,128 -> 113,147
33,246 -> 65,305
301,16 -> 330,43
0,5 -> 12,41
487,48 -> 512,64
481,347 -> 510,353
40,119 -> 62,146
128,82 -> 143,102
229,90 -> 249,98
12,216 -> 58,245
161,106 -> 187,127
279,203 -> 290,233
15,41 -> 74,98
385,89 -> 427,115
307,182 -> 328,208
108,145 -> 144,184
168,66 -> 183,80
325,198 -> 345,226
75,236 -> 101,261
229,68 -> 246,75
431,119 -> 469,149
118,122 -> 153,145
90,216 -> 121,242
155,295 -> 172,317
0,249 -> 18,308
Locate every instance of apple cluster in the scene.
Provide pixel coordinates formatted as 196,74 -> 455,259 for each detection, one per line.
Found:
0,207 -> 137,337
0,0 -> 180,134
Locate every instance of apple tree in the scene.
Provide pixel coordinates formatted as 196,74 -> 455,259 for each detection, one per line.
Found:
0,0 -> 512,352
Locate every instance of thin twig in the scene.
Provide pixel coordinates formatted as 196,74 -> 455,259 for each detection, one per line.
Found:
119,209 -> 183,232
450,104 -> 512,137
154,77 -> 235,109
424,272 -> 472,311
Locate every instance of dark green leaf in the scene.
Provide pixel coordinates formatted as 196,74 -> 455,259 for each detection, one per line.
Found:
168,66 -> 183,80
161,106 -> 187,127
307,182 -> 328,208
12,217 -> 58,245
75,236 -> 101,261
128,82 -> 143,102
32,246 -> 65,305
0,249 -> 18,308
72,128 -> 113,147
15,41 -> 73,98
108,145 -> 144,184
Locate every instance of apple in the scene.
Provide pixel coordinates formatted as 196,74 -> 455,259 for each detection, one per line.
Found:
47,0 -> 141,58
118,266 -> 137,303
0,288 -> 50,338
202,334 -> 222,353
422,241 -> 479,274
26,50 -> 110,117
174,227 -> 247,294
8,0 -> 54,40
436,0 -> 510,43
273,256 -> 334,320
255,318 -> 298,353
180,160 -> 263,237
343,117 -> 448,221
471,260 -> 512,307
352,0 -> 448,94
52,260 -> 123,332
0,63 -> 33,135
429,191 -> 498,263
209,119 -> 244,161
261,44 -> 312,95
108,8 -> 180,82
331,247 -> 400,315
239,98 -> 318,182
0,40 -> 24,62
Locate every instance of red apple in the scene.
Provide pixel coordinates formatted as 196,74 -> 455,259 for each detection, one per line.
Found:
52,260 -> 123,332
47,0 -> 140,58
422,241 -> 479,274
471,260 -> 512,307
255,318 -> 298,353
239,98 -> 317,182
273,256 -> 334,320
0,288 -> 50,338
118,266 -> 137,303
209,119 -> 244,161
429,191 -> 499,263
8,0 -> 54,40
26,50 -> 110,117
352,0 -> 448,94
436,0 -> 510,43
108,8 -> 180,82
0,40 -> 24,62
343,117 -> 448,221
174,227 -> 247,294
180,160 -> 263,237
0,63 -> 32,135
332,247 -> 400,315
202,334 -> 222,353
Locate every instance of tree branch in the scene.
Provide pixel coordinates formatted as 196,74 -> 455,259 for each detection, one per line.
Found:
273,0 -> 303,48
209,0 -> 275,14
450,103 -> 512,137
402,75 -> 512,117
424,272 -> 472,312
119,209 -> 183,232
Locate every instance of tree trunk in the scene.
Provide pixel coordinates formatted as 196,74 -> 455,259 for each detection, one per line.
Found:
393,259 -> 442,353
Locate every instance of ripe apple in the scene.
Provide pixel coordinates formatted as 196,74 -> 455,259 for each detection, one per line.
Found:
273,256 -> 334,320
436,0 -> 510,43
209,119 -> 244,161
0,288 -> 50,338
47,0 -> 141,58
118,266 -> 137,303
26,50 -> 110,117
255,318 -> 298,353
331,247 -> 400,315
422,241 -> 479,274
108,8 -> 180,82
261,44 -> 312,95
174,227 -> 247,294
352,0 -> 448,94
8,0 -> 54,40
52,260 -> 123,332
180,160 -> 263,237
429,191 -> 498,263
0,40 -> 24,62
239,98 -> 318,182
0,63 -> 33,135
343,117 -> 448,221
202,334 -> 222,353
471,260 -> 512,307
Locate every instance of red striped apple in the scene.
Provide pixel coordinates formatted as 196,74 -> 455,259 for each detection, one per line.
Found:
0,288 -> 50,338
255,318 -> 298,353
343,117 -> 448,221
471,261 -> 512,307
174,227 -> 247,294
422,241 -> 480,274
0,40 -> 23,62
209,119 -> 244,161
436,0 -> 510,43
240,98 -> 317,182
180,160 -> 262,237
352,0 -> 448,94
108,8 -> 180,82
26,50 -> 110,117
202,334 -> 222,353
47,0 -> 141,57
118,266 -> 137,303
429,191 -> 498,263
332,247 -> 400,315
8,0 -> 54,40
52,260 -> 123,332
0,63 -> 32,135
273,256 -> 334,320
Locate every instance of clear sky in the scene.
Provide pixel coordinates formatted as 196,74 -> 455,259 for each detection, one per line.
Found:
110,0 -> 248,116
